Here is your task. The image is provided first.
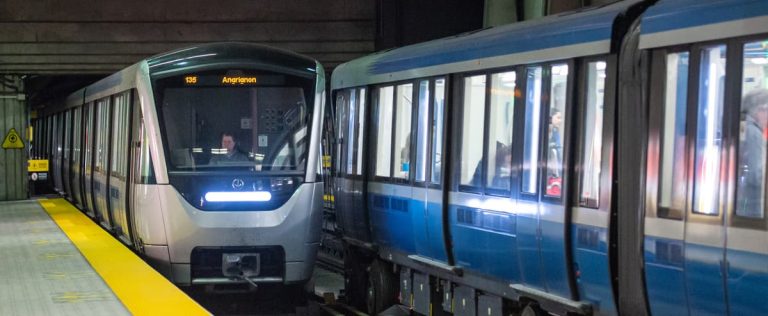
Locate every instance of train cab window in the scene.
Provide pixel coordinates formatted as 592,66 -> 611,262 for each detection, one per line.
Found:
95,97 -> 111,172
486,71 -> 516,192
579,61 -> 606,208
693,45 -> 727,216
522,67 -> 543,194
460,75 -> 487,188
431,78 -> 446,184
155,71 -> 313,172
415,80 -> 430,182
356,88 -> 366,176
375,86 -> 394,177
736,40 -> 768,219
544,64 -> 568,197
658,52 -> 690,219
393,83 -> 414,180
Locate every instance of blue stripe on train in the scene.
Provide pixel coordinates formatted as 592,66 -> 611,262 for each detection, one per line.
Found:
450,205 -> 520,281
641,0 -> 768,35
727,247 -> 768,315
367,1 -> 641,75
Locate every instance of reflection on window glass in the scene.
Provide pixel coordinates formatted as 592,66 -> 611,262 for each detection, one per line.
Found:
658,52 -> 689,219
460,75 -> 487,187
357,88 -> 366,176
346,89 -> 357,174
522,67 -> 542,194
580,61 -> 606,208
415,81 -> 430,182
376,86 -> 394,177
394,84 -> 413,179
335,92 -> 347,173
545,64 -> 568,197
487,71 -> 516,191
96,98 -> 110,171
693,45 -> 726,215
431,79 -> 446,184
736,40 -> 768,219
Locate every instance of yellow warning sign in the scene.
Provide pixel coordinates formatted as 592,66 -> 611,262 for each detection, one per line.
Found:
2,128 -> 23,149
28,159 -> 49,172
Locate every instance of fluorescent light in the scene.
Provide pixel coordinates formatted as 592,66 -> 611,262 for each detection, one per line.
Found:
205,191 -> 272,202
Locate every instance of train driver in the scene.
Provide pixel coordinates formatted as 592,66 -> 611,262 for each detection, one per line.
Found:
210,132 -> 249,164
737,88 -> 768,217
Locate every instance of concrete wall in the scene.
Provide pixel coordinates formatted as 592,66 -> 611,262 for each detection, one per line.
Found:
0,76 -> 28,200
0,0 -> 376,74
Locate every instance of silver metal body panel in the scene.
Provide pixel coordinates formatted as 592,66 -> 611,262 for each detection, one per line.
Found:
154,182 -> 323,284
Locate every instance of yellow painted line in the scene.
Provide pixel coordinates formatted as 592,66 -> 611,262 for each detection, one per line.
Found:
39,198 -> 210,316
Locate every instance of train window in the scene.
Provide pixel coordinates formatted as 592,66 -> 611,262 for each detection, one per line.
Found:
692,45 -> 726,216
522,67 -> 543,194
393,83 -> 414,180
579,61 -> 606,208
111,92 -> 130,175
431,78 -> 446,184
95,97 -> 110,172
735,40 -> 768,219
486,71 -> 516,192
460,75 -> 487,187
545,64 -> 568,197
658,52 -> 690,219
356,88 -> 366,176
415,80 -> 430,182
346,89 -> 357,175
375,86 -> 394,177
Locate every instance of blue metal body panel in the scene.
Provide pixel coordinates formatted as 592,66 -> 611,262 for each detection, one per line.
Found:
424,201 -> 448,261
685,243 -> 728,315
727,247 -> 768,315
368,193 -> 416,253
517,212 -> 545,289
450,205 -> 519,281
572,224 -> 616,316
641,0 -> 768,35
540,219 -> 570,298
644,236 -> 688,316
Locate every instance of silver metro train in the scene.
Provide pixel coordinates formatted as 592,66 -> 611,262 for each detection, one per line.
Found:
36,43 -> 325,287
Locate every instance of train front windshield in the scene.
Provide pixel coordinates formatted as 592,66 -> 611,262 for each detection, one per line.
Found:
155,71 -> 314,173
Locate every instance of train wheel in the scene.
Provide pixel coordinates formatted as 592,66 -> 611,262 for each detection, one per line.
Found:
366,259 -> 397,314
344,248 -> 368,310
521,303 -> 546,316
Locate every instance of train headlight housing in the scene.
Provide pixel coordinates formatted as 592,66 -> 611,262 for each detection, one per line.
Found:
204,191 -> 272,202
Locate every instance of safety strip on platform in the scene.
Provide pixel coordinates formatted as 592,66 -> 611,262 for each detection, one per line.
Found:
38,198 -> 210,316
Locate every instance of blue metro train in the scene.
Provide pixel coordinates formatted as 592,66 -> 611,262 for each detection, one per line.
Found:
330,0 -> 768,315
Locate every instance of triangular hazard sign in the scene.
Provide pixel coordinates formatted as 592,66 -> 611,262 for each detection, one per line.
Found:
2,128 -> 24,149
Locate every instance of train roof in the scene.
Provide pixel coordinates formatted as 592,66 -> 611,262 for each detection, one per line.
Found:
147,42 -> 319,78
639,0 -> 768,49
332,0 -> 643,90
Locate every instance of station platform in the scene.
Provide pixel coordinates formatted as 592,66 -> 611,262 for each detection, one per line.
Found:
0,198 -> 209,316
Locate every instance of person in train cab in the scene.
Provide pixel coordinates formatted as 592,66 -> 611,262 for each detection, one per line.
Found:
547,109 -> 564,195
210,132 -> 249,164
737,89 -> 768,217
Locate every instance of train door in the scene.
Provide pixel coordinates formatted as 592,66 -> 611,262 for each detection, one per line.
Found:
516,63 -> 574,298
52,113 -> 63,193
411,78 -> 448,262
108,91 -> 133,244
333,87 -> 370,243
83,102 -> 96,217
644,50 -> 691,316
684,44 -> 728,316
726,38 -> 768,315
62,109 -> 72,197
93,96 -> 114,229
450,69 -> 520,283
71,107 -> 83,207
570,57 -> 616,315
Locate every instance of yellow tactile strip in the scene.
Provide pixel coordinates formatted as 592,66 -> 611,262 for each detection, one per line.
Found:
39,198 -> 210,316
